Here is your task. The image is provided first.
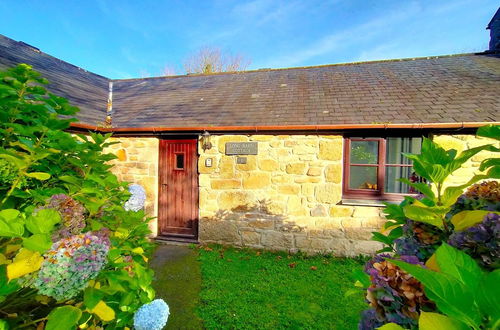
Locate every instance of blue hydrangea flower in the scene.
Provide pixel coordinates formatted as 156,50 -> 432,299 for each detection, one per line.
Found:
124,184 -> 146,212
134,299 -> 169,330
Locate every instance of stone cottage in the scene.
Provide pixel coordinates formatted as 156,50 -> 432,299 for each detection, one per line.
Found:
0,18 -> 499,255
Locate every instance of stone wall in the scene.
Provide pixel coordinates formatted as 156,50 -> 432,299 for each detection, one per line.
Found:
99,133 -> 497,256
104,137 -> 159,235
197,135 -> 385,256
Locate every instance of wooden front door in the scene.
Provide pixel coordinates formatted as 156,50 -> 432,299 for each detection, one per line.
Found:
158,139 -> 198,239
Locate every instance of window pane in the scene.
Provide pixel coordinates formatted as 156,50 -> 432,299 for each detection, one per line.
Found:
176,154 -> 184,169
386,137 -> 422,165
349,166 -> 378,190
350,141 -> 378,164
385,166 -> 417,193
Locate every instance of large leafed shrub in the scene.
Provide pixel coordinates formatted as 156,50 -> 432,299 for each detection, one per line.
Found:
354,125 -> 500,329
0,64 -> 163,329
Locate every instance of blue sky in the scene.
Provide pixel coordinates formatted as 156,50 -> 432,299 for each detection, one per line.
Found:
1,0 -> 498,79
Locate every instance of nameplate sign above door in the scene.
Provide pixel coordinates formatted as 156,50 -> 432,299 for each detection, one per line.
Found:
225,142 -> 258,155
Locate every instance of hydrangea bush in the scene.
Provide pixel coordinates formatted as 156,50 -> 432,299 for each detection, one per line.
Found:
0,65 -> 167,329
34,230 -> 110,300
124,183 -> 147,212
356,127 -> 500,329
134,299 -> 170,330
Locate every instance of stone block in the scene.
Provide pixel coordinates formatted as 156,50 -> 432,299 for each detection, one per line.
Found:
218,191 -> 255,211
211,179 -> 241,190
341,217 -> 363,228
292,144 -> 316,155
261,231 -> 294,249
314,218 -> 343,230
258,159 -> 279,171
241,231 -> 261,245
294,235 -> 312,249
286,162 -> 306,174
433,135 -> 465,153
353,206 -> 381,218
269,141 -> 281,148
278,184 -> 300,195
284,141 -> 298,147
116,149 -> 127,161
319,139 -> 343,161
294,176 -> 321,183
307,167 -> 322,176
288,195 -> 306,216
301,183 -> 315,197
271,175 -> 292,184
323,229 -> 346,238
311,205 -> 327,217
315,183 -> 341,204
325,163 -> 342,183
250,135 -> 274,142
248,219 -> 275,229
329,205 -> 354,217
199,175 -> 211,188
199,219 -> 241,244
346,240 -> 383,256
344,228 -> 374,240
242,172 -> 271,189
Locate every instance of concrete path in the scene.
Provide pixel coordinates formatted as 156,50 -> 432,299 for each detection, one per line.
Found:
150,244 -> 203,329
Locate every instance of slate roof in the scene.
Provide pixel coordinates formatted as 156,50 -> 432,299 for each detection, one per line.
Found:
112,54 -> 500,128
0,35 -> 109,126
0,34 -> 499,130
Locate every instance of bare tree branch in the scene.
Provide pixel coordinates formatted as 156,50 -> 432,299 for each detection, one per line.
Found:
183,46 -> 251,74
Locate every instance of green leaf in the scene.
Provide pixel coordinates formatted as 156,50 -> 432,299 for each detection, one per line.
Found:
22,234 -> 52,253
371,232 -> 394,246
59,175 -> 81,185
84,287 -> 104,310
0,265 -> 19,296
446,144 -> 496,174
480,158 -> 500,171
25,172 -> 51,180
477,270 -> 500,321
403,204 -> 443,228
477,124 -> 500,141
0,209 -> 24,237
399,179 -> 435,200
419,311 -> 469,330
0,319 -> 8,330
46,305 -> 82,330
351,269 -> 371,288
25,209 -> 61,234
382,202 -> 407,223
450,210 -> 498,231
390,260 -> 481,328
376,323 -> 405,330
434,243 -> 483,289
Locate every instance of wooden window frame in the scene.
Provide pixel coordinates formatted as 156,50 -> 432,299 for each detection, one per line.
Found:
174,152 -> 185,170
343,137 -> 419,201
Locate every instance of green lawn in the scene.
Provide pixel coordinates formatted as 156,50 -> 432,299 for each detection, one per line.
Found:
196,245 -> 367,330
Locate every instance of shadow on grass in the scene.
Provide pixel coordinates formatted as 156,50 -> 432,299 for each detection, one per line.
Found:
149,244 -> 203,329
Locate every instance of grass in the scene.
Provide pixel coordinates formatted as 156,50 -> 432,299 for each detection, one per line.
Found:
196,245 -> 367,330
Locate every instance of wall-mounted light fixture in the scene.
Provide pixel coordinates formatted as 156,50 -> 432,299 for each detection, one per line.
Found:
201,131 -> 212,151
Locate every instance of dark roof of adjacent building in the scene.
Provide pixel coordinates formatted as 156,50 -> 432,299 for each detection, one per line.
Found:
0,34 -> 499,130
0,35 -> 109,126
487,7 -> 500,29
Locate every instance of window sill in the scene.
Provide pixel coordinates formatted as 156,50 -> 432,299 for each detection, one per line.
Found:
340,199 -> 397,207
